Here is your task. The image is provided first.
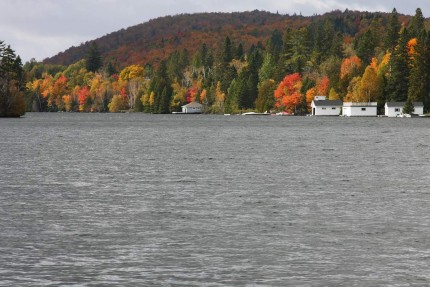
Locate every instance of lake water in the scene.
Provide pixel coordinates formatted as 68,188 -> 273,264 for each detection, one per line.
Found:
1,113 -> 430,286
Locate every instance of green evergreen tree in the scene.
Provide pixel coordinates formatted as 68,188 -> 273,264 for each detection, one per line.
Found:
236,43 -> 244,60
104,61 -> 117,76
151,60 -> 171,113
356,29 -> 376,65
267,29 -> 283,62
222,36 -> 234,64
0,41 -> 25,117
320,19 -> 336,60
408,31 -> 430,107
255,79 -> 276,112
296,93 -> 309,116
408,8 -> 425,40
385,8 -> 401,52
286,27 -> 311,74
386,28 -> 410,102
273,28 -> 293,81
259,53 -> 276,82
403,97 -> 414,114
330,32 -> 344,59
159,87 -> 170,114
134,90 -> 144,112
85,42 -> 102,73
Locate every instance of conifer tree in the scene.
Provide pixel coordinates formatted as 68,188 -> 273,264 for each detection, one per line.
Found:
0,41 -> 25,117
386,28 -> 410,102
385,8 -> 401,52
408,8 -> 425,40
403,97 -> 414,114
408,31 -> 430,107
151,60 -> 171,113
85,42 -> 102,73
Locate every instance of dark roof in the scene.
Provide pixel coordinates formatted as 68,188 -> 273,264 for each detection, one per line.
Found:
386,102 -> 424,107
312,100 -> 343,107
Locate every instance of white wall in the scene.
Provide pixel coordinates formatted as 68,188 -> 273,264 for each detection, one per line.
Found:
182,107 -> 202,113
413,106 -> 424,115
385,106 -> 402,117
343,106 -> 377,117
385,105 -> 424,117
313,106 -> 341,116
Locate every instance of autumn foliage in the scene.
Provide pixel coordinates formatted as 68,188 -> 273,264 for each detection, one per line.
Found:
23,9 -> 430,114
274,73 -> 303,113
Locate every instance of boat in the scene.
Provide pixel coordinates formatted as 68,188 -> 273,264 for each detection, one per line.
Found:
241,111 -> 270,116
275,111 -> 291,116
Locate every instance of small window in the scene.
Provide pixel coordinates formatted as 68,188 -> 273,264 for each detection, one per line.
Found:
361,108 -> 366,111
322,107 -> 326,110
332,107 -> 336,110
395,108 -> 400,112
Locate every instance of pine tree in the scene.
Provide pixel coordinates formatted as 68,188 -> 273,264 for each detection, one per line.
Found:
267,29 -> 283,62
385,8 -> 401,52
408,31 -> 430,106
0,41 -> 25,117
403,97 -> 414,114
386,28 -> 410,102
356,29 -> 376,65
85,42 -> 102,73
151,60 -> 171,113
408,8 -> 425,40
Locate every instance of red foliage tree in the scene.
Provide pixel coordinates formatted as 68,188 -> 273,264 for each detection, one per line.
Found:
77,86 -> 90,111
274,73 -> 303,113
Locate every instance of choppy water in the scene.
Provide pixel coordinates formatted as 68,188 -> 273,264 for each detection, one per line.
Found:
1,113 -> 430,286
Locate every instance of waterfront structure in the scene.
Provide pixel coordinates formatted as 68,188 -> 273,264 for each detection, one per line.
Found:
342,102 -> 377,117
181,102 -> 203,114
384,102 -> 424,117
311,96 -> 343,116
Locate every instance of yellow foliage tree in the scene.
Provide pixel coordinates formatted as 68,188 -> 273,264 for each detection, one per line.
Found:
328,88 -> 340,100
62,95 -> 73,111
108,94 -> 128,112
213,81 -> 225,114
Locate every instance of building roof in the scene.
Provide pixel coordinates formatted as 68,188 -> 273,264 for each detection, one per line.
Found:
182,102 -> 203,108
385,102 -> 424,107
312,100 -> 343,107
343,102 -> 377,107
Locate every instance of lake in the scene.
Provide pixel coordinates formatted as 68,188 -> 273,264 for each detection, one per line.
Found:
1,113 -> 430,286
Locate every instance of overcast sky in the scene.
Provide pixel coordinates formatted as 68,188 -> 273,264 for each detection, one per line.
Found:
0,0 -> 428,63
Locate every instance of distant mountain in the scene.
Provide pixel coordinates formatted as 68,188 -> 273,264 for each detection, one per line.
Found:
43,9 -> 408,68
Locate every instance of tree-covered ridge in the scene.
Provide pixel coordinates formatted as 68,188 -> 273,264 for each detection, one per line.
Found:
24,8 -> 430,114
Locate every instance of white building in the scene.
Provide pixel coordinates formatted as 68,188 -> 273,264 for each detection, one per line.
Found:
384,102 -> 424,117
311,97 -> 343,116
181,102 -> 203,114
343,102 -> 377,117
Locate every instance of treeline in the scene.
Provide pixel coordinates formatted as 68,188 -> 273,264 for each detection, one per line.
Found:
24,8 -> 430,114
0,41 -> 25,117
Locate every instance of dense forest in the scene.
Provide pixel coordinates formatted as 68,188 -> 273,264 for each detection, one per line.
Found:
19,9 -> 430,114
0,41 -> 25,117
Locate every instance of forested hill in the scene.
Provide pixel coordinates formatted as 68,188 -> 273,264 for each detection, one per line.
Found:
27,8 -> 430,116
43,9 -> 407,67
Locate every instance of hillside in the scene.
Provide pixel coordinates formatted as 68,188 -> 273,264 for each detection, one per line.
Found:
29,8 -> 430,116
43,10 -> 406,68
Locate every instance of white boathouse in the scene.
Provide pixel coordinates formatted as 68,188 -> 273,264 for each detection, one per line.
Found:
384,102 -> 424,117
342,102 -> 377,117
311,96 -> 343,116
181,102 -> 203,114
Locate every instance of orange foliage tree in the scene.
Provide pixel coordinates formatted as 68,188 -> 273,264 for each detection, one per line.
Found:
274,73 -> 303,113
316,76 -> 330,96
340,55 -> 362,79
77,86 -> 90,112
